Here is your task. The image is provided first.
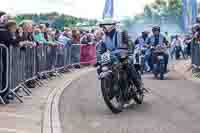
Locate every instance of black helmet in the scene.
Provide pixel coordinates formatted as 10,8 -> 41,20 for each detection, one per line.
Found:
152,26 -> 160,32
196,16 -> 200,23
192,24 -> 200,32
142,30 -> 149,35
0,11 -> 6,18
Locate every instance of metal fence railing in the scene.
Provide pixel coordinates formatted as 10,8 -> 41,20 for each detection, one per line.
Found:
0,44 -> 9,104
191,43 -> 200,70
0,43 -> 83,104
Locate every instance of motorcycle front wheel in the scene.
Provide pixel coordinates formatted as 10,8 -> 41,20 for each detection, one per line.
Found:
101,77 -> 123,114
133,84 -> 144,104
159,63 -> 165,80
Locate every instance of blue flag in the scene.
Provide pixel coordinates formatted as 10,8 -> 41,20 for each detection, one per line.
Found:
103,0 -> 114,19
190,0 -> 198,24
181,0 -> 188,32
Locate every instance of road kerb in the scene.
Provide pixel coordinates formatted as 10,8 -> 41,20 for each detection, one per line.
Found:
42,68 -> 95,133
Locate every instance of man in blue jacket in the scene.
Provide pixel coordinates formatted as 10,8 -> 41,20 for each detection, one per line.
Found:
98,19 -> 142,92
147,26 -> 169,72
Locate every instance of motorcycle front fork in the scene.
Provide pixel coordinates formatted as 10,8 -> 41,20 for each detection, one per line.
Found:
153,60 -> 165,73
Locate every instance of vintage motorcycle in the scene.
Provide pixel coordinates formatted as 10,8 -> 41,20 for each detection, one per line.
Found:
98,50 -> 145,114
134,46 -> 146,74
150,45 -> 166,80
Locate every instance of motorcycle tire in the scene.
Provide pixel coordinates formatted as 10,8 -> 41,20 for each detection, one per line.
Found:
140,57 -> 145,74
159,64 -> 165,80
154,73 -> 158,79
133,88 -> 144,104
153,64 -> 158,78
133,82 -> 144,104
101,77 -> 123,114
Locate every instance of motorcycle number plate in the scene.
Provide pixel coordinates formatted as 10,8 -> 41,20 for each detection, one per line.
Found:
101,52 -> 111,63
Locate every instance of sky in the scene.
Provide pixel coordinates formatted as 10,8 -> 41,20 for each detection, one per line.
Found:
0,0 -> 155,19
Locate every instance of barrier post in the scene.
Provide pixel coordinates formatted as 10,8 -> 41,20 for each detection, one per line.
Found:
191,41 -> 200,72
71,44 -> 81,66
0,42 -> 86,104
0,44 -> 9,104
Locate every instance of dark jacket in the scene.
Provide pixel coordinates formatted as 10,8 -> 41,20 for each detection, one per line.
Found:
0,23 -> 18,47
43,32 -> 49,41
16,32 -> 34,50
21,32 -> 34,42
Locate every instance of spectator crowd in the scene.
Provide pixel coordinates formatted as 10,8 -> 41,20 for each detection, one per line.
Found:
0,11 -> 105,104
0,11 -> 104,49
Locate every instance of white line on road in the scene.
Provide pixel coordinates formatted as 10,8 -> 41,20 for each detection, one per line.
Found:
42,68 -> 95,133
0,128 -> 16,133
0,112 -> 39,121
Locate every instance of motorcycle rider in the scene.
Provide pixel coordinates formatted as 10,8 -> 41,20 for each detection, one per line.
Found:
134,31 -> 149,49
97,19 -> 142,92
147,26 -> 169,72
134,31 -> 151,71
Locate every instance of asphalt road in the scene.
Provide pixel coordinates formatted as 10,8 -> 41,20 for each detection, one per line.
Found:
59,69 -> 200,133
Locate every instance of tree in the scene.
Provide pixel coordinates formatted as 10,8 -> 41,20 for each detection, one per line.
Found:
14,12 -> 97,29
168,0 -> 182,17
144,5 -> 153,18
134,0 -> 182,23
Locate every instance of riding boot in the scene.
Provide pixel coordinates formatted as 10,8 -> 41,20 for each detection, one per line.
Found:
164,53 -> 169,72
127,65 -> 142,90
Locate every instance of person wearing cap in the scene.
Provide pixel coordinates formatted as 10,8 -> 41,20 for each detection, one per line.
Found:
135,31 -> 149,49
147,26 -> 169,72
98,19 -> 143,93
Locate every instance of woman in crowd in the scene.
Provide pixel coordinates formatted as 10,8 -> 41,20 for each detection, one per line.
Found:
33,27 -> 49,45
16,26 -> 24,41
39,24 -> 49,41
19,20 -> 36,47
72,29 -> 80,44
46,28 -> 56,44
80,31 -> 89,44
94,29 -> 103,43
54,29 -> 60,41
21,21 -> 34,41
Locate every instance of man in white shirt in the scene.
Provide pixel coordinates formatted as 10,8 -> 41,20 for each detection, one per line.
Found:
171,35 -> 185,59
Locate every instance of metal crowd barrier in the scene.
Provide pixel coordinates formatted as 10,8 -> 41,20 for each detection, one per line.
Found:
71,44 -> 81,65
191,43 -> 200,69
0,44 -> 9,104
96,43 -> 102,63
0,43 -> 83,104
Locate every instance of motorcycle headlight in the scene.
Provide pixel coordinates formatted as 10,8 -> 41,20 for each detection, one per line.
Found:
158,56 -> 164,60
97,65 -> 101,69
102,66 -> 109,72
